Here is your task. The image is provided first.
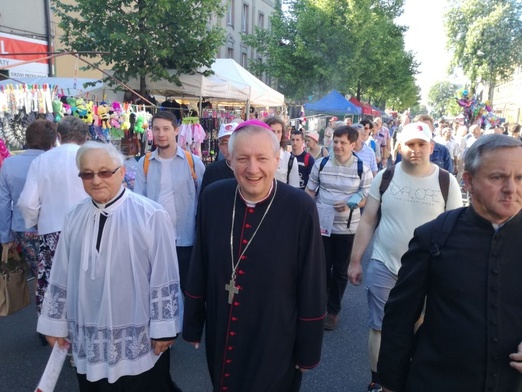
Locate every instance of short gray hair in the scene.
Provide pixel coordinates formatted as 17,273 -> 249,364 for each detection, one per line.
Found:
465,134 -> 522,175
352,123 -> 364,132
229,126 -> 280,156
76,141 -> 124,170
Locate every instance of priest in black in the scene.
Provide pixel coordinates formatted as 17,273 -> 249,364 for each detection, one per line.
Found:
378,134 -> 522,391
183,120 -> 326,392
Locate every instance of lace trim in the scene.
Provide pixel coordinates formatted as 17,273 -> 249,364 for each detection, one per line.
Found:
42,282 -> 182,365
151,282 -> 182,320
41,283 -> 67,320
71,322 -> 151,365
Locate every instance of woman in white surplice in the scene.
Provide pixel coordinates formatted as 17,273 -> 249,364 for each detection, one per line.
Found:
37,142 -> 183,391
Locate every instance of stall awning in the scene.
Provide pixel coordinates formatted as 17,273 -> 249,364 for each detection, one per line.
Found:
348,96 -> 374,116
304,90 -> 361,115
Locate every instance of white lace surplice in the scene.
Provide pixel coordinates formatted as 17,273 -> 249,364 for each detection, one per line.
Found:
37,190 -> 183,383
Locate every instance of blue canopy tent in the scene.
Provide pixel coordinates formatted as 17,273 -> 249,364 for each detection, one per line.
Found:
304,90 -> 361,116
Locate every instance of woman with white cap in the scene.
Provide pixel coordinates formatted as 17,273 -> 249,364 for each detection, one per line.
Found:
306,131 -> 329,159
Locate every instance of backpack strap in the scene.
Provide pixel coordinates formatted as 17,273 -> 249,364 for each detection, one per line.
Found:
183,150 -> 198,181
143,150 -> 197,182
143,152 -> 152,176
430,208 -> 466,257
321,146 -> 329,156
316,156 -> 330,196
438,168 -> 450,209
379,165 -> 395,197
353,152 -> 363,179
304,153 -> 310,167
287,154 -> 295,184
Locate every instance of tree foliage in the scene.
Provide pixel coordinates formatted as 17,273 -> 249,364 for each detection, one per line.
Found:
445,0 -> 522,100
53,0 -> 225,94
427,81 -> 460,117
243,0 -> 419,110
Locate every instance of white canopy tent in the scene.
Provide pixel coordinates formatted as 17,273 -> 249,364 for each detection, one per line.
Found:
0,59 -> 285,107
211,59 -> 284,107
102,69 -> 252,103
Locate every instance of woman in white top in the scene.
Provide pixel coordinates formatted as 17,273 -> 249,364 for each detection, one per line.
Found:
263,116 -> 299,187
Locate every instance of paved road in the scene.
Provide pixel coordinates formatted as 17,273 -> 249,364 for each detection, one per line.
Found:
0,256 -> 371,392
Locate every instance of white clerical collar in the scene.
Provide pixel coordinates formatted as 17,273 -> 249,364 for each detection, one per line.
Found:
492,215 -> 515,231
92,186 -> 126,210
238,181 -> 275,208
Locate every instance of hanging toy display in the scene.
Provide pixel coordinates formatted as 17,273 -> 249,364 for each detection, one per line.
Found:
455,89 -> 499,129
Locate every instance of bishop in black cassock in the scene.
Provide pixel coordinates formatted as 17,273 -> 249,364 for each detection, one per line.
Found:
183,177 -> 326,392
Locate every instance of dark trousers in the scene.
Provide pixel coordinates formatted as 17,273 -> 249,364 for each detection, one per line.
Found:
322,234 -> 355,315
77,348 -> 182,392
176,246 -> 193,294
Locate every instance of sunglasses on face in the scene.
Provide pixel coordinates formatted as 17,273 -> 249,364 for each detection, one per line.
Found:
78,166 -> 121,180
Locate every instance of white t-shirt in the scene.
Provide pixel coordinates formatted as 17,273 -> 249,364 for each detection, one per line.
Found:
445,139 -> 459,159
157,156 -> 177,237
369,163 -> 463,274
275,148 -> 300,187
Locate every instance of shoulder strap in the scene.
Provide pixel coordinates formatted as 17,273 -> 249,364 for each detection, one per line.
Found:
319,156 -> 329,173
430,208 -> 466,257
287,154 -> 294,184
183,150 -> 198,181
321,146 -> 329,156
379,165 -> 395,197
316,156 -> 330,196
353,152 -> 363,179
438,168 -> 450,208
377,165 -> 396,223
143,150 -> 197,182
304,153 -> 310,167
143,152 -> 152,177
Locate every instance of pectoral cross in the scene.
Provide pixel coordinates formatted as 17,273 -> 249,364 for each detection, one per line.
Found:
225,278 -> 239,304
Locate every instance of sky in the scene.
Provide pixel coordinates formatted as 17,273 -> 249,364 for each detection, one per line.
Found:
396,0 -> 465,105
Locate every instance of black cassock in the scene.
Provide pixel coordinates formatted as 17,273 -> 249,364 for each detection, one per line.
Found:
183,179 -> 326,392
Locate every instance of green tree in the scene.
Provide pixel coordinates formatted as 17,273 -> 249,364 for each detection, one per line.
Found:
53,0 -> 225,95
409,104 -> 429,117
427,81 -> 460,117
244,0 -> 418,107
445,0 -> 522,101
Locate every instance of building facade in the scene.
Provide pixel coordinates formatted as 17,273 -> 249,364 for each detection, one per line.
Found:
1,0 -> 277,83
211,0 -> 277,84
0,0 -> 53,78
492,66 -> 522,123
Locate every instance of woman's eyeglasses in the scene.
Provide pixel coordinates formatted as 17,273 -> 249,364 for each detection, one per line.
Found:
78,166 -> 121,180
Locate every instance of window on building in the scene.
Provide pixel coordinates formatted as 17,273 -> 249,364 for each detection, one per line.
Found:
228,48 -> 234,59
242,4 -> 249,33
241,52 -> 248,68
226,0 -> 234,26
258,12 -> 264,29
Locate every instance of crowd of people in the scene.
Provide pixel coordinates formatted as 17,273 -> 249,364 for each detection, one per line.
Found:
1,111 -> 522,392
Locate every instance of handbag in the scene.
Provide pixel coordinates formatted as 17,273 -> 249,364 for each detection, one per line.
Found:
0,245 -> 30,316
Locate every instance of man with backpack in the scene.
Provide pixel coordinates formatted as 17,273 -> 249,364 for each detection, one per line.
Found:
306,126 -> 373,331
378,134 -> 522,391
290,129 -> 315,189
348,122 -> 462,392
135,111 -> 205,293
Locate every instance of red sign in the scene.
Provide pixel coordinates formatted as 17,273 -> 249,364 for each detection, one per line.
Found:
0,32 -> 49,64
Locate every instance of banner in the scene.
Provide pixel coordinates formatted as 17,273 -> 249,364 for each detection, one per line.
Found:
0,32 -> 49,77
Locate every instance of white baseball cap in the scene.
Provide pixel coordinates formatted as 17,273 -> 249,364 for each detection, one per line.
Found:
218,122 -> 240,139
399,122 -> 432,144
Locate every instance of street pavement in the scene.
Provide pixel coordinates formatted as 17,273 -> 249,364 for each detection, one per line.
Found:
0,256 -> 371,392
